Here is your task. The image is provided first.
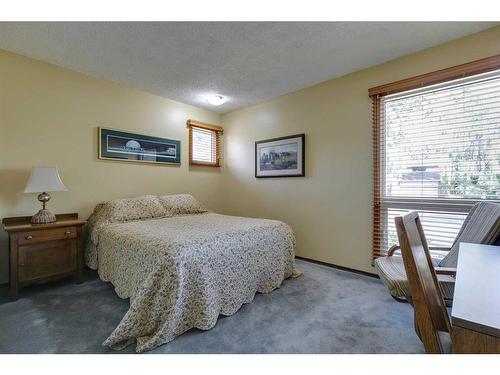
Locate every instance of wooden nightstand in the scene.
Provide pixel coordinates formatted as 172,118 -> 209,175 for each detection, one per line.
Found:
2,213 -> 86,301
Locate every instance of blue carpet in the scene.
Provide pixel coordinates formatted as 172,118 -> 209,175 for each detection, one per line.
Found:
0,259 -> 424,353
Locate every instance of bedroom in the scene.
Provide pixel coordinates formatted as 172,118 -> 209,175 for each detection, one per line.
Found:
1,0 -> 500,372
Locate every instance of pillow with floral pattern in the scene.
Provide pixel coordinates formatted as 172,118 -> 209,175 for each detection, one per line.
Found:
106,195 -> 169,222
158,194 -> 208,216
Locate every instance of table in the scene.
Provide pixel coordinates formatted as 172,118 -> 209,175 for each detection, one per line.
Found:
2,213 -> 86,301
451,242 -> 500,353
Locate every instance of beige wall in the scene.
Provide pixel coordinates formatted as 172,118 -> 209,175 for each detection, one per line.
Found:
0,50 -> 222,283
220,26 -> 500,274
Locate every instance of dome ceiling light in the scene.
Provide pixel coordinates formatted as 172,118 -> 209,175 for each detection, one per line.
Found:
207,95 -> 226,106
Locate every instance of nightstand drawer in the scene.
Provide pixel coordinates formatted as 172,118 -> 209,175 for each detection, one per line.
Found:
18,240 -> 77,282
18,226 -> 77,245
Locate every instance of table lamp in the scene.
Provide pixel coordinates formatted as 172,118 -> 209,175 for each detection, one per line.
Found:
24,166 -> 68,224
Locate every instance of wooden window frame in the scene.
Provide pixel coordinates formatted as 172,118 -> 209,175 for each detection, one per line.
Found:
187,119 -> 223,167
369,54 -> 500,262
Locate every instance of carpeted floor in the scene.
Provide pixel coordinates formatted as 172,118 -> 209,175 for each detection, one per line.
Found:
0,259 -> 424,354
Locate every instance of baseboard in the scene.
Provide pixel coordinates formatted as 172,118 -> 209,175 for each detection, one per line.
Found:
295,256 -> 379,278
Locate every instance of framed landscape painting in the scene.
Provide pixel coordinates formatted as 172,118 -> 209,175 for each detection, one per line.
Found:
98,127 -> 181,165
255,134 -> 305,178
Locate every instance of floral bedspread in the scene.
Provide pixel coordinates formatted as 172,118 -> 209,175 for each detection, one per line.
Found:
85,212 -> 298,352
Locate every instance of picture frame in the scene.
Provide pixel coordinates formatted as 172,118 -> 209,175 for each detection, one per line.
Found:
98,127 -> 181,166
255,134 -> 305,178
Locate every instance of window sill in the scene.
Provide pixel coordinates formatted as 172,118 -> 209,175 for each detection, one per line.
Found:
189,161 -> 220,168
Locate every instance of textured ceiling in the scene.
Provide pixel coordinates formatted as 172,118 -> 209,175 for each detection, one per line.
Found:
0,22 -> 496,113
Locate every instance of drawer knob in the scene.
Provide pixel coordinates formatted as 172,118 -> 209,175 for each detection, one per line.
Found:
25,235 -> 33,240
65,231 -> 71,235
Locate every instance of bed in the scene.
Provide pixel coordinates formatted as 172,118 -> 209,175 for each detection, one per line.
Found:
85,194 -> 299,352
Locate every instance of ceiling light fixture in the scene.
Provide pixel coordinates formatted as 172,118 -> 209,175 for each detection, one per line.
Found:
207,95 -> 226,106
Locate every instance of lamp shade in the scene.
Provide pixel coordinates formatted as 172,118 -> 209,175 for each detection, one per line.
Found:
24,166 -> 68,193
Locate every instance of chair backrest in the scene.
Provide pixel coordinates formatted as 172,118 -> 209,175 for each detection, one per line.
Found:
395,211 -> 452,354
440,201 -> 500,267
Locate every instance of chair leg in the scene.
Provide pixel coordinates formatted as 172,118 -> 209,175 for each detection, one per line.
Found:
391,295 -> 408,303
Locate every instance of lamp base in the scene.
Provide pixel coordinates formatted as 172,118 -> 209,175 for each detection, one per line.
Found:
31,209 -> 56,224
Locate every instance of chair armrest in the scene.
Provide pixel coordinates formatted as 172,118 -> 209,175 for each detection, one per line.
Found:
434,267 -> 457,276
429,246 -> 451,252
387,245 -> 451,257
387,245 -> 400,256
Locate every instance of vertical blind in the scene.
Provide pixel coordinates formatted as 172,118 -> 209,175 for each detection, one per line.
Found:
370,56 -> 500,260
187,119 -> 223,167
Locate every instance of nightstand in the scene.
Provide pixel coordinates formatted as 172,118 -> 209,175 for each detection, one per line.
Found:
2,213 -> 87,301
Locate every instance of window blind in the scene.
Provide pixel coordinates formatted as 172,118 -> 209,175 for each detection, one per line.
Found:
187,119 -> 223,167
370,55 -> 500,261
192,126 -> 217,163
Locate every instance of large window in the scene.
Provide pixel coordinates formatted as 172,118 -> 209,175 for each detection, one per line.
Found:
187,119 -> 223,167
370,56 -> 500,260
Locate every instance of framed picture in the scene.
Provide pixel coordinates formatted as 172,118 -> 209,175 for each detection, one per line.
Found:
255,134 -> 305,178
98,127 -> 181,165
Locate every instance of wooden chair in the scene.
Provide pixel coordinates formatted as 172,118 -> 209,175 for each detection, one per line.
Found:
395,211 -> 456,354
